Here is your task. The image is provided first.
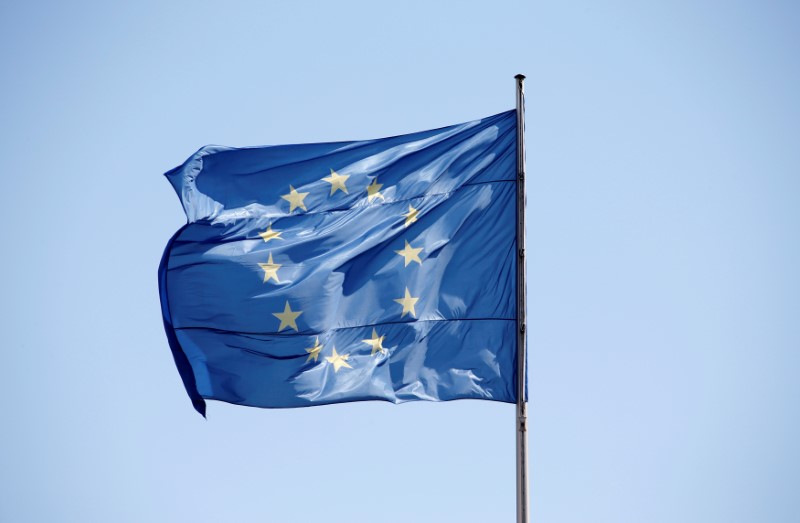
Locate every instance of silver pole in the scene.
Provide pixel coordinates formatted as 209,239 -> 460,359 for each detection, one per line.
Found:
515,73 -> 529,523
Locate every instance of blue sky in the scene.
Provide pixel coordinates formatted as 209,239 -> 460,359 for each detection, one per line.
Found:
1,1 -> 798,522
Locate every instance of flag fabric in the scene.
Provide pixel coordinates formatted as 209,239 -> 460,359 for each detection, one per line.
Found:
159,110 -> 521,416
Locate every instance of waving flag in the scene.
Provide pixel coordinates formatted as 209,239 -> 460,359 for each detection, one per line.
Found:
159,110 -> 520,415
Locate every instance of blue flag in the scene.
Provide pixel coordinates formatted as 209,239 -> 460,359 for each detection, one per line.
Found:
159,110 -> 521,415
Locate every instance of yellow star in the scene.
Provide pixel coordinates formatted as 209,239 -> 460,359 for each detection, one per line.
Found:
281,185 -> 309,212
322,169 -> 350,195
362,328 -> 386,356
403,204 -> 419,227
394,287 -> 420,318
305,337 -> 322,363
258,252 -> 282,283
258,224 -> 282,243
366,178 -> 384,202
325,347 -> 353,372
273,301 -> 303,332
394,240 -> 423,267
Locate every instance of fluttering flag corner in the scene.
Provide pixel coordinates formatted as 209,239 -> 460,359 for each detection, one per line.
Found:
158,110 -> 523,416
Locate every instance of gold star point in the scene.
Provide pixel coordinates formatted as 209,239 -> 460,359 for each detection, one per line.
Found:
366,178 -> 384,202
258,224 -> 282,243
258,252 -> 282,283
403,204 -> 419,227
362,328 -> 386,356
273,301 -> 303,332
281,185 -> 309,212
395,240 -> 423,267
305,337 -> 322,363
322,169 -> 350,195
394,287 -> 420,318
325,346 -> 353,372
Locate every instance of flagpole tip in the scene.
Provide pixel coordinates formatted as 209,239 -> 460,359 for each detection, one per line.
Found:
515,74 -> 526,80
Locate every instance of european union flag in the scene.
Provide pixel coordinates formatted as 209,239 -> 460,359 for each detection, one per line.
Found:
159,111 -> 521,415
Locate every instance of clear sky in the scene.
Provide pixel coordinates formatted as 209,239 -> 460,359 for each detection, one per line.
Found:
2,1 -> 798,522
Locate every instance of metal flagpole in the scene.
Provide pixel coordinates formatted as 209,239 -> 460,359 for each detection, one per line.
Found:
514,73 -> 529,523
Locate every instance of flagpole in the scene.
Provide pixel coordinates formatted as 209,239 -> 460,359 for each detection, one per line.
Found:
514,73 -> 529,523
